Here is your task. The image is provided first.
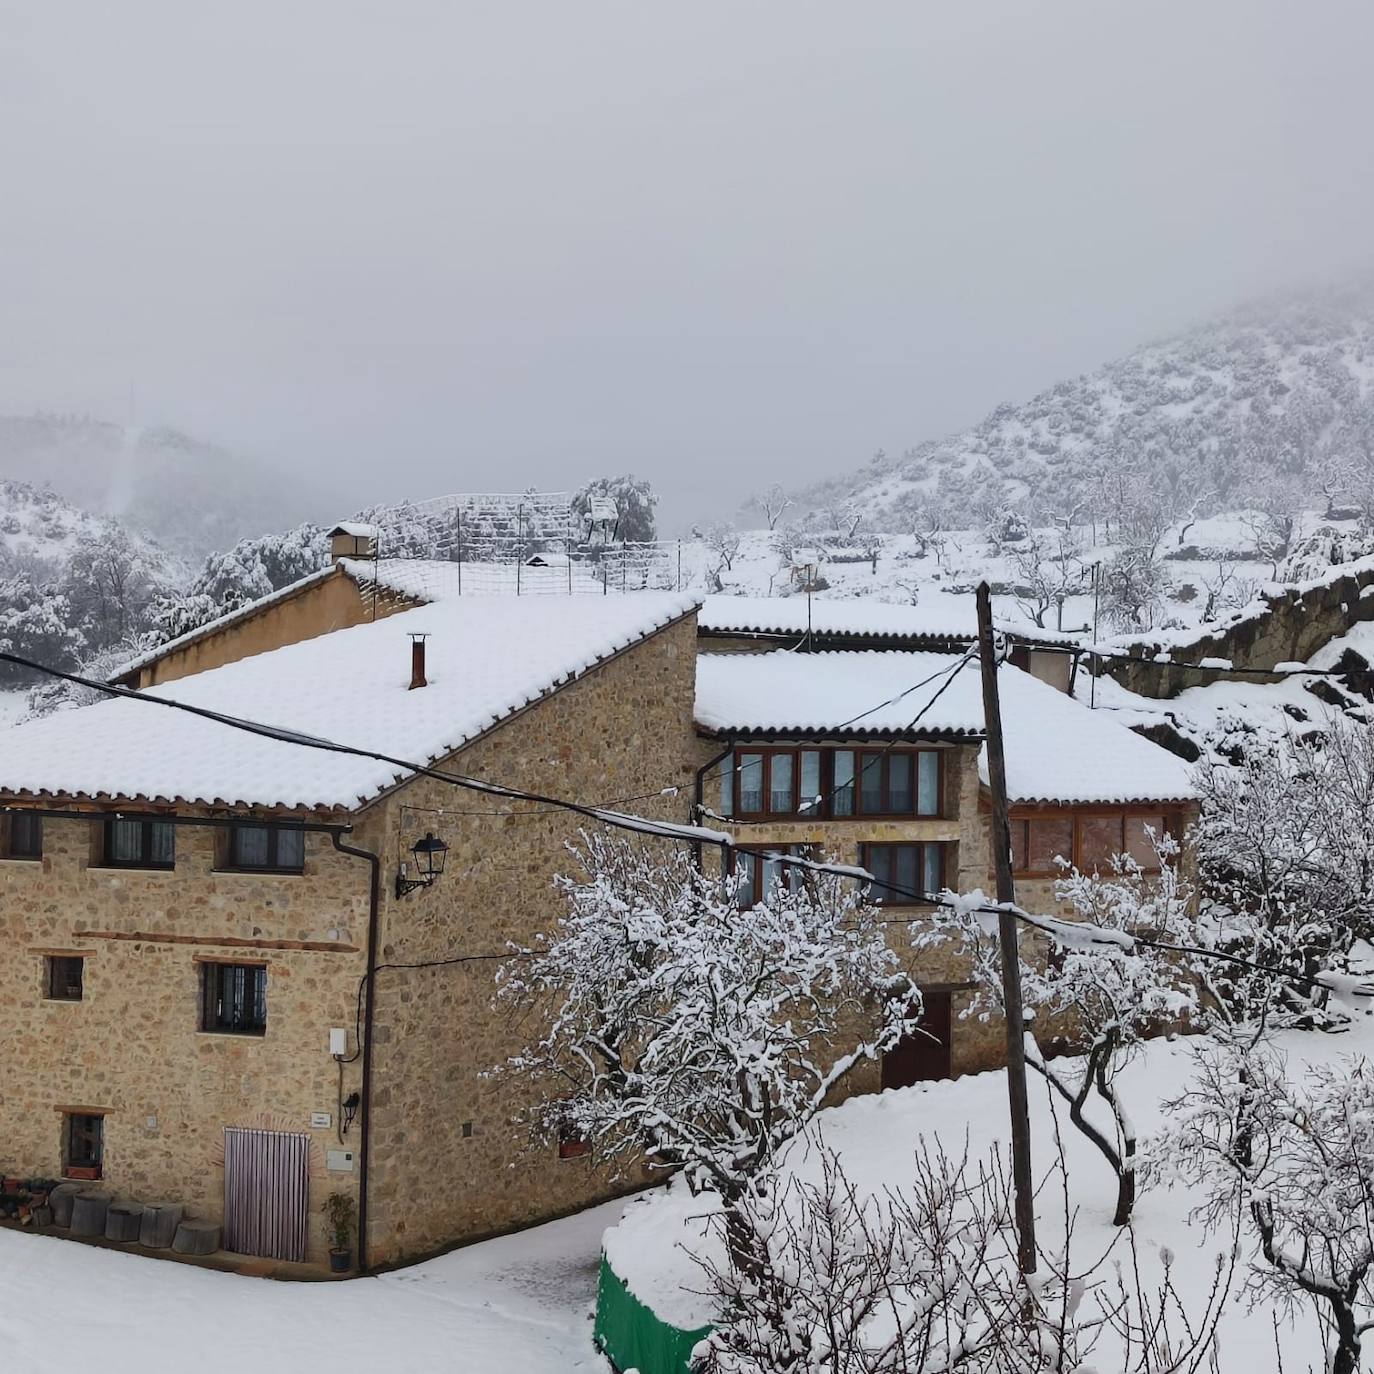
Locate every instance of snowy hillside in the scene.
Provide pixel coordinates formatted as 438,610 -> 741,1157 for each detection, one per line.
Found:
682,509 -> 1309,640
0,479 -> 181,580
0,414 -> 316,559
801,283 -> 1374,529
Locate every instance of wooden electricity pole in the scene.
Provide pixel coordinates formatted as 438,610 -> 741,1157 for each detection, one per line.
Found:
975,581 -> 1038,1276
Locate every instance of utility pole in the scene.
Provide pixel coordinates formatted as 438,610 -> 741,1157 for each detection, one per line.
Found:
975,582 -> 1038,1277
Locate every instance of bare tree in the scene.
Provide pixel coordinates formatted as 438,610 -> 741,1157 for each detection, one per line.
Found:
747,483 -> 794,530
1151,1045 -> 1374,1374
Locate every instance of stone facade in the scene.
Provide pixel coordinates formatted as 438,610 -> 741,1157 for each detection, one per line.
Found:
361,612 -> 700,1265
0,611 -> 699,1270
0,814 -> 374,1262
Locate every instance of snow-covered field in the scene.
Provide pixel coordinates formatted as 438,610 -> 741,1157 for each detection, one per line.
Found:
0,1194 -> 625,1374
3,1024 -> 1368,1373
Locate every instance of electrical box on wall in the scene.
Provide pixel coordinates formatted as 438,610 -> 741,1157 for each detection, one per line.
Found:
329,1027 -> 348,1056
326,1149 -> 355,1172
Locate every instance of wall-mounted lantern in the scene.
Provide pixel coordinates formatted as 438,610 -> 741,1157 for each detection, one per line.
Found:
395,831 -> 449,898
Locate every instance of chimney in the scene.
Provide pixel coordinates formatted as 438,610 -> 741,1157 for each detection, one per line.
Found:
409,634 -> 428,690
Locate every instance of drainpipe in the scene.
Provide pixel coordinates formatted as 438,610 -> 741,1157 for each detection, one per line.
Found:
331,831 -> 381,1273
693,741 -> 733,870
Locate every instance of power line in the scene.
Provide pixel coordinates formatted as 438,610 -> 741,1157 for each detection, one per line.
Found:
2,649 -> 1363,1008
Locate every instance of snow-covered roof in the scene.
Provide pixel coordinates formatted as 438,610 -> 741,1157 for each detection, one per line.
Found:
330,521 -> 380,538
695,650 -> 1196,806
2,594 -> 698,812
699,595 -> 976,643
696,651 -> 985,739
697,594 -> 1080,649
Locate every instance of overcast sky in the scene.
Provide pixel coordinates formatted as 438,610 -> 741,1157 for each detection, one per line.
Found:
3,1 -> 1373,529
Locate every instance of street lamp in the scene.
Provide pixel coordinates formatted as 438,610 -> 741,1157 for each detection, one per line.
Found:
395,831 -> 449,898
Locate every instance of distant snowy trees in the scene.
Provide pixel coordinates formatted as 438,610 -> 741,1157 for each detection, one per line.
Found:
0,515 -> 165,688
150,524 -> 330,645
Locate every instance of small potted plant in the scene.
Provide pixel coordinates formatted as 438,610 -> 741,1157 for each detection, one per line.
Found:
324,1191 -> 356,1274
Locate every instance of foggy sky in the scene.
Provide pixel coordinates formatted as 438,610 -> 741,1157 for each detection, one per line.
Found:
3,1 -> 1374,529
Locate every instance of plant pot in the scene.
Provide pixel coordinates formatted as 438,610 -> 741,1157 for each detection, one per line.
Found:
63,1167 -> 100,1182
328,1248 -> 352,1274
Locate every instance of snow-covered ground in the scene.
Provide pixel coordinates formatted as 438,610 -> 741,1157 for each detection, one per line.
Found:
5,1024 -> 1369,1373
605,1020 -> 1374,1372
0,688 -> 28,727
0,1194 -> 626,1374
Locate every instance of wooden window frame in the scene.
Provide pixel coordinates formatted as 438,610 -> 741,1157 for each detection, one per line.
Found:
726,747 -> 944,822
859,841 -> 949,908
1010,809 -> 1180,878
3,812 -> 42,860
45,955 -> 84,1002
63,1111 -> 104,1180
729,845 -> 813,909
225,824 -> 306,874
200,961 -> 268,1036
102,816 -> 175,870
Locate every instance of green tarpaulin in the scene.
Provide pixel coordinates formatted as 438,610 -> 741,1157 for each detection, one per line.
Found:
594,1255 -> 714,1374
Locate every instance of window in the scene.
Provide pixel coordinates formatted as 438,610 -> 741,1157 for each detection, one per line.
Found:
557,1105 -> 591,1160
730,846 -> 812,909
1010,811 -> 1178,876
46,956 -> 84,1002
2,812 -> 42,860
201,962 -> 267,1035
104,816 -> 175,869
63,1113 -> 103,1179
1010,816 -> 1075,876
719,748 -> 943,821
861,843 -> 948,906
228,824 -> 305,873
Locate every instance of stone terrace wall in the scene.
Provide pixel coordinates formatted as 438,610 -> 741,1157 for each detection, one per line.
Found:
1106,558 -> 1374,697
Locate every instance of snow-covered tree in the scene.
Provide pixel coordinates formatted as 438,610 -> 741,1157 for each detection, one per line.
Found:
1009,524 -> 1090,630
572,474 -> 658,543
1195,716 -> 1374,1024
0,572 -> 84,684
1151,1046 -> 1374,1374
498,836 -> 917,1281
1100,543 -> 1172,632
693,1143 -> 1064,1374
923,839 -> 1201,1225
60,523 -> 158,647
150,523 -> 330,646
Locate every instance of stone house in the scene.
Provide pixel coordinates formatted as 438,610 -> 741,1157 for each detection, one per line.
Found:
692,646 -> 1197,1085
0,589 -> 700,1270
0,544 -> 1195,1273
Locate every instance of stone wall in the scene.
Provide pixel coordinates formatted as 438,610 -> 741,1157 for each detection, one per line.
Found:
361,612 -> 701,1267
1106,559 -> 1374,697
0,813 -> 375,1262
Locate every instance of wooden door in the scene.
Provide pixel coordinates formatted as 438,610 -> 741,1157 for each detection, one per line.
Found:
223,1127 -> 310,1262
881,989 -> 952,1090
